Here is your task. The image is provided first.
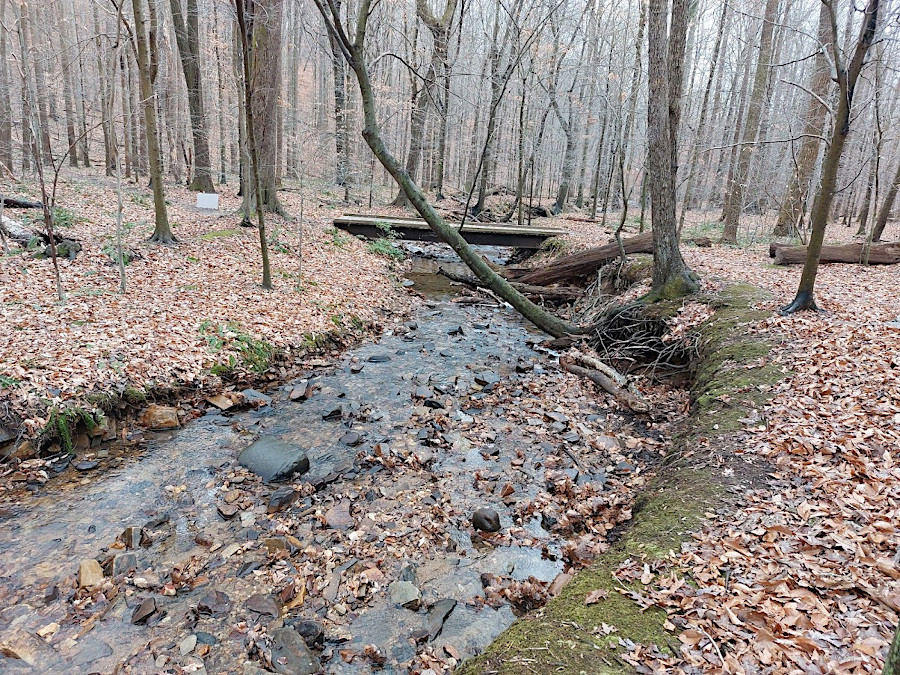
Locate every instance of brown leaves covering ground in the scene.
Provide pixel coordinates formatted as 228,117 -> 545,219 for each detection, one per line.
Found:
0,171 -> 407,438
561,214 -> 900,673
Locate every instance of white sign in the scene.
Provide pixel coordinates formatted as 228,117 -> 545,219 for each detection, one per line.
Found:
196,193 -> 219,210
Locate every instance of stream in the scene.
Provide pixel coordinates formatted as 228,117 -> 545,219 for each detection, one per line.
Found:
0,248 -> 654,674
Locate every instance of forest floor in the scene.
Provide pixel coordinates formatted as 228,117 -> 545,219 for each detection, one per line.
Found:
459,212 -> 900,673
0,170 -> 899,673
0,170 -> 410,464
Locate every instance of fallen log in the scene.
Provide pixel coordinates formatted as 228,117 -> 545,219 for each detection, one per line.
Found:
773,241 -> 900,265
438,266 -> 583,303
508,232 -> 653,287
0,215 -> 48,246
560,356 -> 650,413
0,195 -> 43,209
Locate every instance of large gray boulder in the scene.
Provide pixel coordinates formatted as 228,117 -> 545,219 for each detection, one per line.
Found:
238,438 -> 310,482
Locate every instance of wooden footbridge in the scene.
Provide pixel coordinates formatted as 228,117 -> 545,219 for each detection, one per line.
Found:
333,214 -> 567,250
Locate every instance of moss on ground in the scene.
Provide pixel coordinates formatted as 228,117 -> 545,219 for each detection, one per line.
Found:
458,283 -> 782,675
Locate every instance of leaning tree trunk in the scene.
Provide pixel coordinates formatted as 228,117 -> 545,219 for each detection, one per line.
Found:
721,0 -> 778,244
170,0 -> 215,192
773,1 -> 831,237
313,0 -> 578,338
782,0 -> 879,313
132,0 -> 174,243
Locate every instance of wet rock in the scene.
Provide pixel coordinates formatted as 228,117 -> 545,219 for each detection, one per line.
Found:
321,404 -> 342,420
471,508 -> 501,533
428,599 -> 457,640
423,399 -> 444,409
74,460 -> 99,471
245,594 -> 280,618
78,559 -> 104,588
238,438 -> 309,482
389,581 -> 421,610
339,431 -> 362,446
324,502 -> 354,530
139,404 -> 180,430
198,590 -> 231,616
179,635 -> 197,656
269,627 -> 320,675
284,619 -> 324,647
367,354 -> 392,363
447,325 -> 464,336
267,487 -> 298,514
350,363 -> 364,374
131,597 -> 156,625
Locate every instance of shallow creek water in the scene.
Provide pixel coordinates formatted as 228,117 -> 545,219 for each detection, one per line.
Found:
0,251 -> 644,674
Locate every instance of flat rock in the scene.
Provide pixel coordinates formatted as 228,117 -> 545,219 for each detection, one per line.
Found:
324,502 -> 354,530
206,394 -> 233,410
289,381 -> 312,401
339,431 -> 362,446
179,635 -> 197,656
428,599 -> 457,640
242,389 -> 272,406
131,597 -> 156,625
367,354 -> 392,363
238,438 -> 309,482
245,593 -> 280,617
198,590 -> 231,616
78,559 -> 104,588
474,371 -> 500,386
321,405 -> 342,420
389,580 -> 421,610
74,460 -> 99,471
269,627 -> 320,675
139,404 -> 179,430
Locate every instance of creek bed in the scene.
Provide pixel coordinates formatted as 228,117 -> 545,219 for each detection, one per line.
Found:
0,251 -> 659,674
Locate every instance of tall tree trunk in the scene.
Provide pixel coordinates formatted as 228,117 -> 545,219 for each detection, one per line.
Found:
678,1 -> 727,231
27,3 -> 52,165
242,0 -> 285,214
92,0 -> 115,175
55,1 -> 79,167
721,0 -> 778,244
782,0 -> 879,313
773,1 -> 831,237
0,0 -> 13,175
170,0 -> 215,192
131,0 -> 174,243
326,0 -> 349,187
646,0 -> 697,298
856,152 -> 876,236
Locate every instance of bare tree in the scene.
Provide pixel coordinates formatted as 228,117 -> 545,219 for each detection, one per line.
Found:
781,0 -> 879,314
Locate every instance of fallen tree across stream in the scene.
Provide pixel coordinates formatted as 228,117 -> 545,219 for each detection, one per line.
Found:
437,266 -> 583,304
505,232 -> 654,286
769,241 -> 900,265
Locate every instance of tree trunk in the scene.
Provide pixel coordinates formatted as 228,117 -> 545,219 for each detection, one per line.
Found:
170,0 -> 215,192
872,156 -> 900,242
721,0 -> 778,244
884,622 -> 900,675
646,0 -> 697,297
327,2 -> 349,187
782,0 -> 879,313
131,0 -> 175,243
0,0 -> 12,175
773,1 -> 831,237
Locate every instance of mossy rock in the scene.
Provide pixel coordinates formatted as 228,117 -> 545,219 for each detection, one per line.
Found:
458,283 -> 783,675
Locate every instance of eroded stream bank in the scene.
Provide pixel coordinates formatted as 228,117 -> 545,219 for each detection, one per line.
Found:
0,254 -> 670,674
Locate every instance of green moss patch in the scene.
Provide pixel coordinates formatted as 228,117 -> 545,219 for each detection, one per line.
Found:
458,283 -> 782,675
199,228 -> 243,241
